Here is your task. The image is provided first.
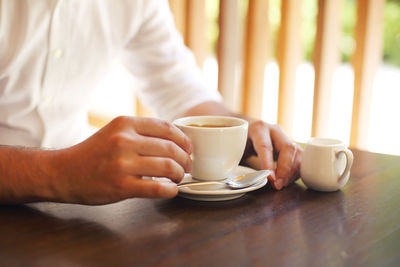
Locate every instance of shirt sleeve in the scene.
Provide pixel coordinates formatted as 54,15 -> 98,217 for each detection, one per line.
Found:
120,0 -> 222,121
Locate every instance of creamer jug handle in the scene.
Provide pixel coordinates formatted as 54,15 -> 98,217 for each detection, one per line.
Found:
337,148 -> 354,183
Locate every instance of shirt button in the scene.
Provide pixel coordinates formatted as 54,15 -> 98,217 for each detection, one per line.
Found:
53,48 -> 63,59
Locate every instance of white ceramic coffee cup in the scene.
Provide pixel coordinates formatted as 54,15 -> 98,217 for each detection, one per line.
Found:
300,138 -> 354,192
173,116 -> 248,181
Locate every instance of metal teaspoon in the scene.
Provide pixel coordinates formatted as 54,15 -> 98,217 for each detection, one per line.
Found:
177,170 -> 272,190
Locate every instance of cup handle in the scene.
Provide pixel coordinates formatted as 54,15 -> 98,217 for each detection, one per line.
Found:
336,148 -> 354,183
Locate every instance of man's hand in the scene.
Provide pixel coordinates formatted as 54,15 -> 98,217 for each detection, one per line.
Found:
49,116 -> 193,204
183,101 -> 302,190
244,120 -> 302,190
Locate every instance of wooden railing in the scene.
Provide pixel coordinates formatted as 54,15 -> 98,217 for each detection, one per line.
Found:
89,0 -> 385,151
167,0 -> 384,150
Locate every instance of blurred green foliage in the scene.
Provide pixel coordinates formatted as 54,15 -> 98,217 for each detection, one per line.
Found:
205,0 -> 219,53
206,0 -> 400,67
340,0 -> 356,62
383,0 -> 400,66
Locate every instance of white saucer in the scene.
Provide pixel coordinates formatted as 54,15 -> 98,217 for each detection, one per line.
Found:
177,166 -> 268,201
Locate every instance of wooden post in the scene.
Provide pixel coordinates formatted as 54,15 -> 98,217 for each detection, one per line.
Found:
276,0 -> 303,136
168,0 -> 187,36
242,0 -> 269,118
350,0 -> 384,148
218,0 -> 240,111
186,0 -> 207,67
311,0 -> 343,137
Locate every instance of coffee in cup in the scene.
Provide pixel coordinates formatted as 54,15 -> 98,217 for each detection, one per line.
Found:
173,116 -> 248,181
300,138 -> 354,192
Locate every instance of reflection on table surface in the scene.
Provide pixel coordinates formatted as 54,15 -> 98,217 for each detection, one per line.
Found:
0,149 -> 399,266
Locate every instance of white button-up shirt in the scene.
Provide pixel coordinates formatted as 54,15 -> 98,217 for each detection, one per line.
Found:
0,0 -> 221,148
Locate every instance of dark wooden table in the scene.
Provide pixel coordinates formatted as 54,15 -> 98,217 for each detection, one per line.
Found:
1,149 -> 399,267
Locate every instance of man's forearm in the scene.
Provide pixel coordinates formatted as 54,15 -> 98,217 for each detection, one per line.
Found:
0,146 -> 58,203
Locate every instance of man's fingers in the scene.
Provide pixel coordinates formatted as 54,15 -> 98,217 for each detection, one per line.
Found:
122,178 -> 178,198
248,122 -> 278,186
128,156 -> 185,183
132,117 -> 192,154
280,144 -> 302,188
135,136 -> 192,173
288,145 -> 302,184
276,142 -> 296,180
275,143 -> 298,189
269,124 -> 294,152
248,122 -> 275,171
264,125 -> 301,189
